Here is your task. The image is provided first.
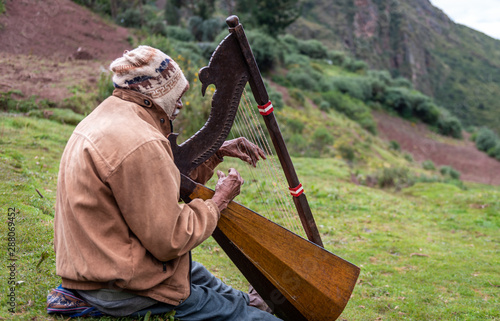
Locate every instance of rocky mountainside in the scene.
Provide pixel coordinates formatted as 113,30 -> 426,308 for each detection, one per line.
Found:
288,0 -> 500,132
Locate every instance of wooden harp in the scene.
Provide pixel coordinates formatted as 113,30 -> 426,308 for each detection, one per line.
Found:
169,16 -> 360,321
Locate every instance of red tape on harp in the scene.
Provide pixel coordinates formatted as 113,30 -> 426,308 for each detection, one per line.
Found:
289,183 -> 304,197
258,101 -> 274,116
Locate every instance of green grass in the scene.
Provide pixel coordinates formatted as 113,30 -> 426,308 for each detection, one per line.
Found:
0,115 -> 498,320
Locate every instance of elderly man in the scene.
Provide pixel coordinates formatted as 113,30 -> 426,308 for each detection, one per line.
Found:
47,46 -> 278,320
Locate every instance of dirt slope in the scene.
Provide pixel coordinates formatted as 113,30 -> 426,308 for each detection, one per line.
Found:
0,0 -> 129,59
374,111 -> 500,185
0,0 -> 130,101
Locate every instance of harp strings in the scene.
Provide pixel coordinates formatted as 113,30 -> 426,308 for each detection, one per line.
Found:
229,89 -> 305,237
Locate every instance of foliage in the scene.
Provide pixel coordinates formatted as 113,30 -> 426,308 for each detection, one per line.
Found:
310,126 -> 334,156
437,113 -> 463,139
0,91 -> 53,113
475,127 -> 499,153
0,0 -> 5,15
321,91 -> 376,134
297,39 -> 328,59
246,30 -> 283,72
166,26 -> 195,42
188,16 -> 224,42
375,166 -> 413,189
237,0 -> 302,36
422,160 -> 436,171
327,50 -> 348,66
331,76 -> 372,101
440,165 -> 461,180
286,69 -> 318,91
389,140 -> 400,151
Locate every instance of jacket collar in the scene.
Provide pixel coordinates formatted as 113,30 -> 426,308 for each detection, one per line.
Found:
112,88 -> 173,136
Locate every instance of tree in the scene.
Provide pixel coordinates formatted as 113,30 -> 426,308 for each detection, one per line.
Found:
236,0 -> 302,37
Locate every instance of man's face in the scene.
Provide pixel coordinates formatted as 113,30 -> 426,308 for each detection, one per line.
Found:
171,84 -> 189,120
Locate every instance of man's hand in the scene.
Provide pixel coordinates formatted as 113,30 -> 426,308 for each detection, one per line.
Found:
218,137 -> 266,167
211,168 -> 244,211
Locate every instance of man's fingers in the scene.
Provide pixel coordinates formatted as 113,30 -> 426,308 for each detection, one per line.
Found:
217,170 -> 226,180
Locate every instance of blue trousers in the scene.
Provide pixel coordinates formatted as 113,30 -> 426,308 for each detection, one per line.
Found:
132,261 -> 281,321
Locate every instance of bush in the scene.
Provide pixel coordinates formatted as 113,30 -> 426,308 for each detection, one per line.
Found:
475,127 -> 498,152
437,114 -> 463,139
286,118 -> 305,134
422,160 -> 436,171
311,127 -> 334,156
283,53 -> 311,67
343,57 -> 368,73
327,50 -> 347,66
140,34 -> 173,55
288,134 -> 308,156
391,76 -> 413,88
166,26 -> 194,41
286,69 -> 318,91
487,145 -> 500,160
321,91 -> 376,134
440,166 -> 461,180
404,153 -> 414,162
29,108 -> 85,125
297,39 -> 328,59
376,167 -> 413,189
367,70 -> 393,85
331,76 -> 372,101
383,87 -> 414,118
246,30 -> 281,72
389,140 -> 400,151
414,100 -> 439,125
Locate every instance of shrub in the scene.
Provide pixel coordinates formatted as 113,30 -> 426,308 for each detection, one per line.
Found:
319,100 -> 330,111
311,127 -> 334,156
437,114 -> 463,139
283,53 -> 311,67
391,76 -> 413,88
288,134 -> 308,156
281,34 -> 300,53
440,166 -> 461,180
367,70 -> 393,85
331,76 -> 372,101
475,127 -> 498,152
97,71 -> 114,103
376,167 -> 413,189
140,34 -> 173,55
327,50 -> 347,66
414,100 -> 439,125
383,87 -> 413,118
389,140 -> 400,151
297,39 -> 328,59
321,91 -> 376,134
422,160 -> 436,171
166,26 -> 194,41
343,57 -> 368,73
286,118 -> 305,134
404,153 -> 414,162
487,145 -> 500,160
286,69 -> 318,91
246,30 -> 281,72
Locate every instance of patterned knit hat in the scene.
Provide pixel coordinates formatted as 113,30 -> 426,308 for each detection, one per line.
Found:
110,46 -> 189,118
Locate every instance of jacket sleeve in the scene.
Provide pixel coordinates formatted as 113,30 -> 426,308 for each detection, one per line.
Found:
188,153 -> 224,185
106,139 -> 220,262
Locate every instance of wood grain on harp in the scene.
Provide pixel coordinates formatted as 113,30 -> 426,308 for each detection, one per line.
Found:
173,15 -> 360,321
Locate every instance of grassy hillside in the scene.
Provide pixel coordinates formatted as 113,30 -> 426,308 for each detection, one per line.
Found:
0,113 -> 498,320
289,0 -> 500,133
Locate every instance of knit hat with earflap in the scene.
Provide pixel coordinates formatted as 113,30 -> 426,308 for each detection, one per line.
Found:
110,46 -> 189,118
